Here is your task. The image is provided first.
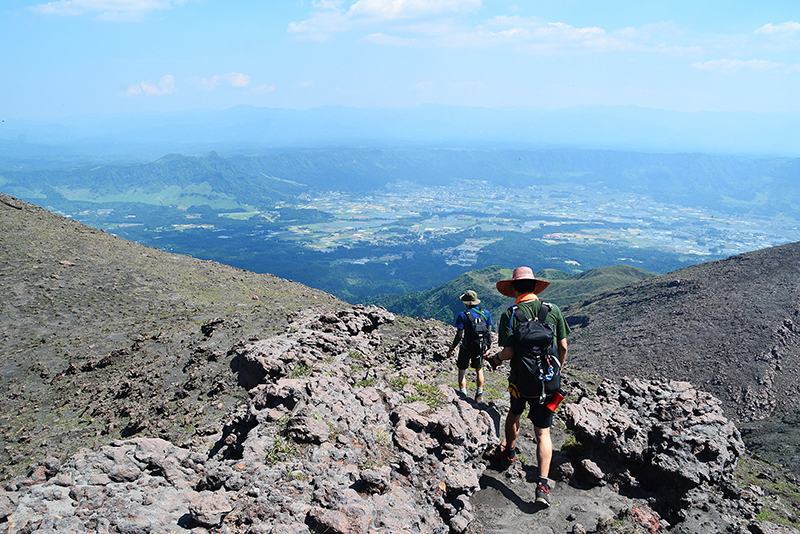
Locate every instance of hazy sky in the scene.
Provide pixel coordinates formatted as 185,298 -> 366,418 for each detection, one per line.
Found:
3,0 -> 799,120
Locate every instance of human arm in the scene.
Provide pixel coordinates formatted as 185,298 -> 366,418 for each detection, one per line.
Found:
446,329 -> 463,358
550,304 -> 570,368
557,338 -> 567,368
485,345 -> 515,368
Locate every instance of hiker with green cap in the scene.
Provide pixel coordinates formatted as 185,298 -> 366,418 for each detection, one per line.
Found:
485,266 -> 570,508
446,290 -> 493,403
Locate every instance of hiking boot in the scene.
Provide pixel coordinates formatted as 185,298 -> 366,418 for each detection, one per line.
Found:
535,480 -> 551,507
500,446 -> 516,469
474,391 -> 483,403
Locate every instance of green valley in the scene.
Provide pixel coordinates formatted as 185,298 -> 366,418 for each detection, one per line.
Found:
2,147 -> 798,314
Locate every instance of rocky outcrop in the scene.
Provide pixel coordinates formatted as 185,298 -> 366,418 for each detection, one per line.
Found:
560,376 -> 757,530
1,306 -> 493,534
563,377 -> 745,488
1,305 -> 795,534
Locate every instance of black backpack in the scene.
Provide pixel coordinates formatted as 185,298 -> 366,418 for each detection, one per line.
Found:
464,308 -> 492,354
508,303 -> 561,403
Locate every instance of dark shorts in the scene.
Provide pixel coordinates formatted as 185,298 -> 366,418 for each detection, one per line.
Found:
456,347 -> 484,370
509,396 -> 554,429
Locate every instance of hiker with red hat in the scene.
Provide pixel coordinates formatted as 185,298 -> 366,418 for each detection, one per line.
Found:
485,266 -> 571,508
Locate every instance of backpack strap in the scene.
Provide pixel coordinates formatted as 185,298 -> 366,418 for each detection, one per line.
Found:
538,302 -> 551,323
464,309 -> 477,330
509,305 -> 526,326
512,303 -> 548,325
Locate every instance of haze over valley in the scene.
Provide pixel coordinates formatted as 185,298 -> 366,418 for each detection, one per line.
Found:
3,144 -> 798,305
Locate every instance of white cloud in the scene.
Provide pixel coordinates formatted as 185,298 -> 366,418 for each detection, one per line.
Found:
122,74 -> 175,97
193,72 -> 252,90
287,1 -> 731,59
755,21 -> 800,35
252,84 -> 276,94
289,0 -> 481,36
691,59 -> 787,73
30,0 -> 187,20
479,16 -> 630,52
362,32 -> 417,45
347,0 -> 481,20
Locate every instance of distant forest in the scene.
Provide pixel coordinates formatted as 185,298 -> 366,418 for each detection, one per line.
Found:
2,147 -> 797,303
3,148 -> 800,217
31,196 -> 707,301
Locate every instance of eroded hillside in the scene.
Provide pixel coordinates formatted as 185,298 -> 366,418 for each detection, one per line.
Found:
564,241 -> 800,472
0,192 -> 345,482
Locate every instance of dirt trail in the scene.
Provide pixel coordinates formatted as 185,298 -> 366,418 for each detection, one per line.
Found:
464,411 -> 648,534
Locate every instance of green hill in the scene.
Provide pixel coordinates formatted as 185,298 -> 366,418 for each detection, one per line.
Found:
367,264 -> 655,324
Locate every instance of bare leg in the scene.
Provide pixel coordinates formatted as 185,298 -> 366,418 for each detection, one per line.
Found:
476,367 -> 484,389
505,412 -> 521,450
534,426 -> 553,478
457,368 -> 467,391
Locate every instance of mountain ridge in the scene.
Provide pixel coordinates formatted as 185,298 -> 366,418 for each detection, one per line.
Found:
564,241 -> 800,472
0,191 -> 344,482
368,264 -> 655,324
5,104 -> 800,157
3,148 -> 800,218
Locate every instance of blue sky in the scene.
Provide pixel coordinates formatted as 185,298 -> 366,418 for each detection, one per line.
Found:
2,0 -> 799,120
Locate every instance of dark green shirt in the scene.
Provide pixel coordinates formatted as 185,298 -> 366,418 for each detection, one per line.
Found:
498,298 -> 571,384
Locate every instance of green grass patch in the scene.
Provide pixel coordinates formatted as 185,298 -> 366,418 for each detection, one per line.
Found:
734,453 -> 800,529
354,378 -> 376,387
407,382 -> 445,409
266,436 -> 298,468
290,364 -> 314,378
560,434 -> 585,456
388,377 -> 409,390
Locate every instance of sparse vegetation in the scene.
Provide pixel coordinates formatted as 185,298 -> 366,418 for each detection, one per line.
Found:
354,378 -> 375,387
290,364 -> 314,378
407,382 -> 444,409
735,453 -> 800,529
266,436 -> 298,468
388,377 -> 408,390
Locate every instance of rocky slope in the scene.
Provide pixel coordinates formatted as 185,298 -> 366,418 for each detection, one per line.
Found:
0,192 -> 344,482
2,193 -> 799,533
563,241 -> 800,473
3,305 -> 797,534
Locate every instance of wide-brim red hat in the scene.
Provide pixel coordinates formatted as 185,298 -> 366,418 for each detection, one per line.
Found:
496,266 -> 550,297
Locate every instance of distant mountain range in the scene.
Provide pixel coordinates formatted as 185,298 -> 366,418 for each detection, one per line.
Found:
368,264 -> 655,324
3,147 -> 799,219
3,104 -> 800,158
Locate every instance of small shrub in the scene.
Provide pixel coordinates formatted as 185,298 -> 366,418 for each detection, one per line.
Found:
290,364 -> 314,378
354,378 -> 375,387
265,436 -> 297,467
